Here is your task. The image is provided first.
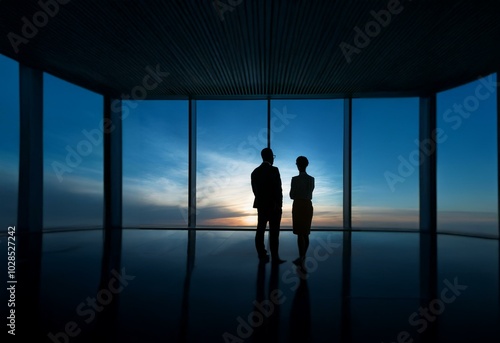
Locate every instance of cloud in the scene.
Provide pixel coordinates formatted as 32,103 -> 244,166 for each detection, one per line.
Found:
351,206 -> 419,229
43,174 -> 103,228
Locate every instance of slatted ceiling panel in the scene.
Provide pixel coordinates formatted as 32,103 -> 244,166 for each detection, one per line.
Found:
328,1 -> 374,89
184,2 -> 221,96
0,0 -> 499,98
247,3 -> 265,95
291,1 -> 353,94
416,25 -> 487,92
316,9 -> 352,95
285,4 -> 325,94
270,3 -> 299,94
181,4 -> 223,96
341,3 -> 447,94
381,4 -> 449,89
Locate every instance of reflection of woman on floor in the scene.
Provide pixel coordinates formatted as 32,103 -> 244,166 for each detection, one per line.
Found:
290,278 -> 311,343
289,156 -> 315,268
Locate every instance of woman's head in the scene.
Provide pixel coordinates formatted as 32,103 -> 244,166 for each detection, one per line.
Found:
296,156 -> 309,171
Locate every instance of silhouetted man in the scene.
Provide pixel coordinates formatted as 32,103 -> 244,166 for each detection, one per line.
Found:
251,148 -> 286,264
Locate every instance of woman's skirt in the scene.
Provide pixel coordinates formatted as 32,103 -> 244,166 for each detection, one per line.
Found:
292,199 -> 313,235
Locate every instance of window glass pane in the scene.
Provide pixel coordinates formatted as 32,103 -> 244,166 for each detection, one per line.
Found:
44,74 -> 103,229
271,99 -> 343,228
437,73 -> 498,237
0,55 -> 19,233
197,100 -> 266,227
123,100 -> 188,228
352,98 -> 419,229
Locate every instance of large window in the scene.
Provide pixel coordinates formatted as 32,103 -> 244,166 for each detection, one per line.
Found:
271,99 -> 343,228
0,55 -> 19,233
196,100 -> 266,227
352,98 -> 419,229
9,70 -> 496,233
122,100 -> 188,228
44,74 -> 104,229
437,73 -> 498,237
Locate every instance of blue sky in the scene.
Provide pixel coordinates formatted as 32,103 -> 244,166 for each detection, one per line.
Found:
0,54 -> 498,236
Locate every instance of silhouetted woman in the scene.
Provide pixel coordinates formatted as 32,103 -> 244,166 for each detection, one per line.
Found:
289,156 -> 314,268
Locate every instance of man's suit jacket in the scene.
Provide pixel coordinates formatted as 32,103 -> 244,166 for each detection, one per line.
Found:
251,162 -> 283,210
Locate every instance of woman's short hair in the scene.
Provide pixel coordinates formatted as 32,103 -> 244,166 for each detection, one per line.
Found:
296,156 -> 309,169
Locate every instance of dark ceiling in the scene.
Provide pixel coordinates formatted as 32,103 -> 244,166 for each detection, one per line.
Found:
1,0 -> 499,98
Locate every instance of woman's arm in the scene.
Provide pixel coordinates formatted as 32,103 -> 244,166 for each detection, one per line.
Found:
290,177 -> 295,199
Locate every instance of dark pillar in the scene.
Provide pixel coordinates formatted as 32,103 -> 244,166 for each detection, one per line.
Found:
419,95 -> 437,233
18,64 -> 43,233
17,63 -> 44,339
419,94 -> 438,297
185,98 -> 197,338
343,98 -> 352,229
419,94 -> 438,342
103,97 -> 122,230
188,98 -> 197,228
90,96 -> 124,340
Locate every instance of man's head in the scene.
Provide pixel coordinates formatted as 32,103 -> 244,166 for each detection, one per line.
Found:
261,148 -> 274,164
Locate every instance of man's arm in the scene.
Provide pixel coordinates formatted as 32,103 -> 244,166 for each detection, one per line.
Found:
251,171 -> 256,195
274,167 -> 283,208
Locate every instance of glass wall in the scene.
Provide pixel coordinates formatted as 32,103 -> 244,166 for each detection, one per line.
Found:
5,64 -> 496,233
43,74 -> 104,229
437,73 -> 498,237
271,99 -> 344,228
196,100 -> 266,227
0,55 -> 19,233
352,98 -> 419,229
123,100 -> 188,228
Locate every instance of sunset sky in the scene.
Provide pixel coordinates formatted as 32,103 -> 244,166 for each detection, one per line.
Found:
0,54 -> 498,236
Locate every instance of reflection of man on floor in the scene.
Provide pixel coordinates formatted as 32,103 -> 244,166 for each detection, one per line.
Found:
251,148 -> 286,264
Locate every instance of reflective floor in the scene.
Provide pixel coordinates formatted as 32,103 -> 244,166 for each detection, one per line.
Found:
2,229 -> 499,342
